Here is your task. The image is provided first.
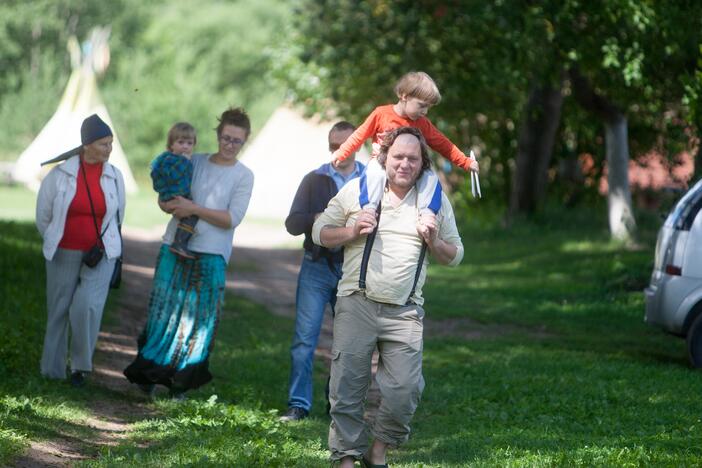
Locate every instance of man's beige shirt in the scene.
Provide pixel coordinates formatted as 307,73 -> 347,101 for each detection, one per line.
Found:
312,178 -> 464,306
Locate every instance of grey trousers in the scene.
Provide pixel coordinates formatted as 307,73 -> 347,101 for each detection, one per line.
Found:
40,248 -> 114,379
328,293 -> 425,461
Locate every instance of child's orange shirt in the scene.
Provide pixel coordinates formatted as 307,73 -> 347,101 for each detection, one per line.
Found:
332,104 -> 471,170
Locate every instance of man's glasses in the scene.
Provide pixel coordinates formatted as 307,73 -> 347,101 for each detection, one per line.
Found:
220,135 -> 245,146
329,143 -> 341,152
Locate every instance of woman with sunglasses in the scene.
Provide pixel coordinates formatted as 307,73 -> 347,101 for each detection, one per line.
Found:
124,108 -> 254,400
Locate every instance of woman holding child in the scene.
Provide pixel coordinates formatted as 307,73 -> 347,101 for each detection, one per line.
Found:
124,108 -> 254,399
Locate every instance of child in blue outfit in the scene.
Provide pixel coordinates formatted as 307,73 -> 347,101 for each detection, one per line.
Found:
150,122 -> 197,259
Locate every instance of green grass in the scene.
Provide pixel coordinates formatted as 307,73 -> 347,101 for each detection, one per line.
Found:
0,221 -> 147,462
0,184 -> 170,229
2,204 -> 701,466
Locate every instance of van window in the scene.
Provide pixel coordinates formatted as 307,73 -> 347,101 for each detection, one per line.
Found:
667,182 -> 702,231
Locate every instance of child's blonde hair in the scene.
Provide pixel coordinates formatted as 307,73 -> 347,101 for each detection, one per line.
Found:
166,122 -> 197,151
394,71 -> 442,106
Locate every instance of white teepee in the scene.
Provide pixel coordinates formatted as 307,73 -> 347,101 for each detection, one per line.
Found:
238,106 -> 368,221
12,27 -> 137,193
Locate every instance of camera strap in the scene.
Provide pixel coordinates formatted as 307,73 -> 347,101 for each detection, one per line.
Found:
80,159 -> 109,246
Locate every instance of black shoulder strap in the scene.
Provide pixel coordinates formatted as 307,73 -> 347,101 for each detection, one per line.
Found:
81,160 -> 109,244
358,202 -> 381,290
406,242 -> 427,305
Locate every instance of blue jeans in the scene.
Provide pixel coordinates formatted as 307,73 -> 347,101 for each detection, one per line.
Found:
288,252 -> 342,412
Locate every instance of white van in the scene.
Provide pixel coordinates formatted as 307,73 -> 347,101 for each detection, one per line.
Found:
644,179 -> 702,367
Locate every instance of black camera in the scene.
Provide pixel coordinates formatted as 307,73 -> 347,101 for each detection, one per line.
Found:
82,244 -> 104,268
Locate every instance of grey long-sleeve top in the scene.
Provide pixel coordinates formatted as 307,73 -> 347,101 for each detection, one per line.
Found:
162,153 -> 254,263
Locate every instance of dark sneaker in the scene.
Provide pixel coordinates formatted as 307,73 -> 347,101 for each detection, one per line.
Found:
70,371 -> 85,388
169,389 -> 187,402
279,407 -> 308,422
138,383 -> 156,397
361,456 -> 388,468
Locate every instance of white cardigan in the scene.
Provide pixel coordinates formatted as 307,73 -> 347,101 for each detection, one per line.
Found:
35,155 -> 126,261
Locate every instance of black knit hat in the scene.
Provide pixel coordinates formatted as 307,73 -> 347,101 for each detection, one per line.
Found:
81,114 -> 112,145
41,114 -> 113,166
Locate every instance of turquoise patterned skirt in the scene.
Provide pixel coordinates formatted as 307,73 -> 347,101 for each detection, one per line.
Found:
124,245 -> 226,390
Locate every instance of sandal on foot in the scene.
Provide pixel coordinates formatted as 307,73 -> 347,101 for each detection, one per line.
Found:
361,457 -> 388,468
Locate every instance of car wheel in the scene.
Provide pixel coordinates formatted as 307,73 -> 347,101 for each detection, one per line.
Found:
686,313 -> 702,368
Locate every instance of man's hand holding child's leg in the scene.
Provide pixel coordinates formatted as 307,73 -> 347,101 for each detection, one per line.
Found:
417,210 -> 437,242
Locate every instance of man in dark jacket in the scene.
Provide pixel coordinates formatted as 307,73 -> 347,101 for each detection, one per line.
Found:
280,121 -> 364,421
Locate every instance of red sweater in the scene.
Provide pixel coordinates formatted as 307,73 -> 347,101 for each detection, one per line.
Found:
59,162 -> 106,251
332,104 -> 471,170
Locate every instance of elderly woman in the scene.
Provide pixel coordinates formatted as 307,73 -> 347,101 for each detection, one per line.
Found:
124,108 -> 254,399
36,114 -> 126,387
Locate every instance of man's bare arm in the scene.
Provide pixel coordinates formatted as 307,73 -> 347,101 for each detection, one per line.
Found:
426,237 -> 458,265
418,214 -> 460,265
319,210 -> 377,248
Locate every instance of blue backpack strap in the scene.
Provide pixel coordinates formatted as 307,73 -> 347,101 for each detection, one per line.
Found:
427,180 -> 443,214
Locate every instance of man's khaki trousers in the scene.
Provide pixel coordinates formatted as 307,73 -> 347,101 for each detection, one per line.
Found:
328,292 -> 425,461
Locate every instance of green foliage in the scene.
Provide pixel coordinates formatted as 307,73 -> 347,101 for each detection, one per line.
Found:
102,0 -> 289,179
279,0 -> 702,208
0,0 -> 141,96
0,0 -> 148,160
0,0 -> 289,180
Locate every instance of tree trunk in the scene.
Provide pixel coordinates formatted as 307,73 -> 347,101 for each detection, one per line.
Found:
605,114 -> 637,241
693,126 -> 702,184
569,68 -> 637,241
509,83 -> 564,215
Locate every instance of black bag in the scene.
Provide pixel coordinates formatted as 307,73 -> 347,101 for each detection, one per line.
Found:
83,244 -> 104,268
81,160 -> 107,269
110,256 -> 122,289
110,185 -> 123,289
